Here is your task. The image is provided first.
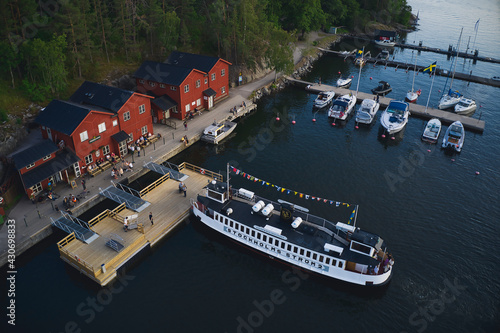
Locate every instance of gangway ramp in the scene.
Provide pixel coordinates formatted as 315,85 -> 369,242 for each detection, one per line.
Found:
51,213 -> 99,244
144,161 -> 189,181
100,185 -> 151,212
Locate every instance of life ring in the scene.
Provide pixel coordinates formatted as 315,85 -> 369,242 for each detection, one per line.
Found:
193,201 -> 199,210
200,169 -> 205,174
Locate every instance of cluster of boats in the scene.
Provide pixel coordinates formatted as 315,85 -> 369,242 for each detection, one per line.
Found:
313,92 -> 465,152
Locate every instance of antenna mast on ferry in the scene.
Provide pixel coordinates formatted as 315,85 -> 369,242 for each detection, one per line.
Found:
226,163 -> 230,196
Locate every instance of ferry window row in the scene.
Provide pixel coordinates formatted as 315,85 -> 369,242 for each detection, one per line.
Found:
215,213 -> 342,268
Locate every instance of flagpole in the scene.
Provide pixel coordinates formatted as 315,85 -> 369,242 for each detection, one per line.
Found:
425,66 -> 436,113
472,19 -> 480,54
353,205 -> 359,228
355,47 -> 364,97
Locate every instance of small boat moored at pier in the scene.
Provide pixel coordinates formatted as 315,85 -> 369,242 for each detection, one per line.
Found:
371,81 -> 392,96
191,165 -> 394,286
355,99 -> 380,125
201,121 -> 237,144
438,89 -> 462,109
454,97 -> 476,114
314,91 -> 335,108
442,121 -> 465,152
421,118 -> 441,143
336,76 -> 352,88
380,100 -> 410,135
328,94 -> 357,120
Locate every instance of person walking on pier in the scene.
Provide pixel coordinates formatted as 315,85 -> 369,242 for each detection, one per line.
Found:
184,120 -> 188,131
182,184 -> 187,197
81,179 -> 86,191
149,212 -> 154,225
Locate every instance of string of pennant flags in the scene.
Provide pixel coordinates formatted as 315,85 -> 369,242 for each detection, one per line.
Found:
230,165 -> 355,209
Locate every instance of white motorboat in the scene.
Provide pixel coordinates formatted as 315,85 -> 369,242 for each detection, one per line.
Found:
191,164 -> 394,286
421,118 -> 442,143
314,91 -> 335,108
355,99 -> 380,125
374,39 -> 396,47
336,77 -> 352,88
442,121 -> 465,152
328,94 -> 357,120
405,89 -> 421,103
380,100 -> 410,135
454,97 -> 476,114
201,121 -> 237,144
438,89 -> 462,109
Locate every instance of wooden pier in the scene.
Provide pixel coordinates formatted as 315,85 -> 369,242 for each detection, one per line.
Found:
286,77 -> 485,133
56,162 -> 221,286
319,48 -> 500,88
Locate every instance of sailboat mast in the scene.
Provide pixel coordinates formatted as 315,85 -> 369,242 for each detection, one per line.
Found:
450,27 -> 463,90
355,47 -> 364,96
411,51 -> 418,92
425,66 -> 437,113
353,205 -> 359,228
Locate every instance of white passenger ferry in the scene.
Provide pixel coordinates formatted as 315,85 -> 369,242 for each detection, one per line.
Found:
191,166 -> 394,286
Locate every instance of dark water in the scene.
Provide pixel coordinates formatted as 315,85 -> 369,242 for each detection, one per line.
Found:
3,0 -> 500,332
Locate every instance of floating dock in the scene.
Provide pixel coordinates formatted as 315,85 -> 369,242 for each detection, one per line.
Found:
56,163 -> 221,286
286,77 -> 485,133
319,48 -> 500,89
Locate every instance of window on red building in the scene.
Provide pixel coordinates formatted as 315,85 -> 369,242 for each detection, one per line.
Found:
184,84 -> 189,93
102,145 -> 110,155
113,119 -> 118,127
196,80 -> 200,88
150,82 -> 156,87
204,78 -> 208,84
31,182 -> 42,194
98,122 -> 106,133
42,155 -> 51,161
221,86 -> 226,94
85,154 -> 93,164
171,86 -> 177,91
80,130 -> 88,142
160,84 -> 165,88
26,162 -> 35,169
139,104 -> 146,114
211,73 -> 216,81
221,69 -> 225,77
141,125 -> 148,135
127,134 -> 133,142
124,111 -> 131,121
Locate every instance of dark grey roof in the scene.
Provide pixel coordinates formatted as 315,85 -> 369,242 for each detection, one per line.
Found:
374,30 -> 397,38
69,81 -> 134,113
165,51 -> 220,73
134,61 -> 192,86
35,100 -> 92,136
111,130 -> 130,143
11,140 -> 59,170
351,229 -> 380,247
203,88 -> 217,97
21,149 -> 80,188
152,95 -> 177,111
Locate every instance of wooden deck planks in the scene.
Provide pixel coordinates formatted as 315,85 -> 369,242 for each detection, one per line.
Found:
59,168 -> 214,285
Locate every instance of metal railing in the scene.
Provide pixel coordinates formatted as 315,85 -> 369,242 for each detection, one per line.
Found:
139,173 -> 170,197
179,162 -> 223,181
100,186 -> 144,211
112,181 -> 142,198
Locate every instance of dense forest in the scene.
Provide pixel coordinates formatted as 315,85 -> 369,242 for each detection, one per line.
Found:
0,0 -> 412,105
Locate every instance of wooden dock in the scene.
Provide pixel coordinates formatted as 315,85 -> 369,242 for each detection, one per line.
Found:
56,162 -> 221,286
286,77 -> 485,133
319,48 -> 500,88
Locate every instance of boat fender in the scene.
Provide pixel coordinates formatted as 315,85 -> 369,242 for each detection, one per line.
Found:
252,200 -> 265,213
193,202 -> 199,210
226,208 -> 233,216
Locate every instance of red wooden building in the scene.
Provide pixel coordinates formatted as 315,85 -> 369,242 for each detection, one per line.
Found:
134,51 -> 231,121
17,81 -> 154,197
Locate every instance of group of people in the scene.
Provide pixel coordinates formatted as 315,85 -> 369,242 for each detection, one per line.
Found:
370,254 -> 394,275
63,194 -> 79,208
110,165 -> 124,179
181,135 -> 189,146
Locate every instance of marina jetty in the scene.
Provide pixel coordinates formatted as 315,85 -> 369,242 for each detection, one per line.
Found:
286,77 -> 485,133
55,162 -> 221,286
319,48 -> 500,89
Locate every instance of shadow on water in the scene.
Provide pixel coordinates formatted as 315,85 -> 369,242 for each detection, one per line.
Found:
189,215 -> 390,300
377,126 -> 406,147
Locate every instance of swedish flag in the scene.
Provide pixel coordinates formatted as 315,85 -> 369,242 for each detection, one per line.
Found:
423,61 -> 437,73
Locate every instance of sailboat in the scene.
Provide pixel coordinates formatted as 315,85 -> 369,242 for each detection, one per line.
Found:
438,28 -> 464,110
405,51 -> 421,103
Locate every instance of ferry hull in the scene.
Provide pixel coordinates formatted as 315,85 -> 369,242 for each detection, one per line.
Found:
192,204 -> 393,287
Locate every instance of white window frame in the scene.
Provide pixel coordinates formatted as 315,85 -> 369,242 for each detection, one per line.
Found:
102,145 -> 110,155
141,125 -> 148,135
112,119 -> 118,127
26,162 -> 35,170
204,78 -> 208,84
42,155 -> 51,161
139,104 -> 146,114
139,79 -> 144,84
171,86 -> 177,91
221,86 -> 226,94
211,73 -> 216,81
127,134 -> 133,143
31,182 -> 43,195
184,84 -> 189,93
196,79 -> 200,88
160,84 -> 165,88
98,122 -> 106,133
185,104 -> 191,112
80,130 -> 89,142
196,99 -> 201,106
150,81 -> 156,87
221,69 -> 225,77
85,154 -> 93,165
123,111 -> 131,121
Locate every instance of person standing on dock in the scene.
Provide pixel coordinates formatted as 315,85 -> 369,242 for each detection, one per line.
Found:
183,184 -> 187,197
124,217 -> 129,232
149,212 -> 154,225
184,120 -> 188,131
136,145 -> 141,157
81,179 -> 86,191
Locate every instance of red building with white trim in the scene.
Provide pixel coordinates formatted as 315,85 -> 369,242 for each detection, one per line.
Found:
134,51 -> 231,121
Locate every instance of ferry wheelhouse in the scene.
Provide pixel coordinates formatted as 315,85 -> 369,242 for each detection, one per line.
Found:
191,167 -> 394,286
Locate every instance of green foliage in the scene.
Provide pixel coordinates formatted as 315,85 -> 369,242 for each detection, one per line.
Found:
0,109 -> 8,122
21,79 -> 51,102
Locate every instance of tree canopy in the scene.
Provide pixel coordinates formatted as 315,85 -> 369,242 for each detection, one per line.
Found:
0,0 -> 412,102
